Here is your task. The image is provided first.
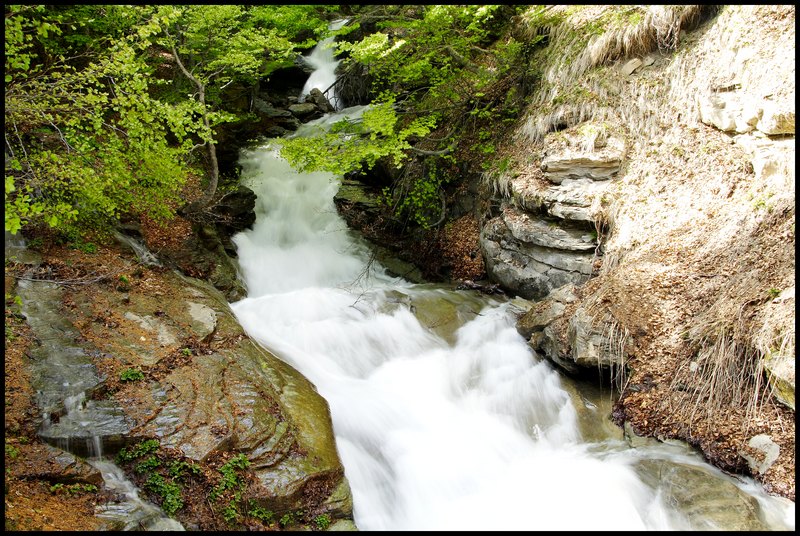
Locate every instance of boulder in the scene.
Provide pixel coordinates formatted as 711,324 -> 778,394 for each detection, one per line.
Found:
253,98 -> 294,119
308,87 -> 335,113
511,176 -> 610,223
213,185 -> 258,236
739,434 -> 781,476
634,459 -> 770,530
516,284 -> 577,340
480,217 -> 594,300
620,58 -> 643,76
757,102 -> 794,135
501,206 -> 597,251
698,93 -> 761,133
12,444 -> 104,486
288,102 -> 319,118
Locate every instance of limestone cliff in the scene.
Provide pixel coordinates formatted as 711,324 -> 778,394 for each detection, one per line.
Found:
486,5 -> 794,499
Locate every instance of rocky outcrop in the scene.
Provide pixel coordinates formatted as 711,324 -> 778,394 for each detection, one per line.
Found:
516,284 -> 627,375
481,120 -> 623,300
697,41 -> 795,137
11,443 -> 104,486
14,249 -> 355,527
481,217 -> 595,301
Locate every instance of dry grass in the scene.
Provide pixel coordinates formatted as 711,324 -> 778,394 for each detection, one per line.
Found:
513,5 -> 714,146
492,4 -> 795,498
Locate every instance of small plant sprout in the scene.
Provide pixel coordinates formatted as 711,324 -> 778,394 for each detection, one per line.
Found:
120,368 -> 145,382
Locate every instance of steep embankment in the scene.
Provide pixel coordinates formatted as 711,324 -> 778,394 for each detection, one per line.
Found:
4,238 -> 356,530
487,5 -> 794,499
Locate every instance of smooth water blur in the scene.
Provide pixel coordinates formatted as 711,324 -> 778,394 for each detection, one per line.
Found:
91,460 -> 184,531
229,28 -> 794,530
299,19 -> 348,110
228,106 -> 794,530
230,131 -> 661,530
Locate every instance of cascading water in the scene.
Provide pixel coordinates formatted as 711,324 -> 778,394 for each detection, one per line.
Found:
229,29 -> 794,532
8,232 -> 184,531
298,19 -> 348,110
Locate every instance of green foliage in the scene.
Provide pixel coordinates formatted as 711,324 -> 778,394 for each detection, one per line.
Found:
222,502 -> 240,524
282,6 -> 523,230
119,368 -> 145,382
5,5 -> 331,237
208,453 -> 252,525
279,512 -> 296,528
314,513 -> 331,530
210,453 -> 251,502
116,439 -> 160,463
247,501 -> 274,524
279,97 -> 438,176
135,456 -> 162,474
144,473 -> 184,516
767,288 -> 781,300
168,459 -> 202,479
115,439 -> 198,518
5,442 -> 20,460
49,482 -> 98,495
5,5 -> 200,237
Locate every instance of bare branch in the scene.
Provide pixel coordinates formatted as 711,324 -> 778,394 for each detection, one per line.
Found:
408,145 -> 454,156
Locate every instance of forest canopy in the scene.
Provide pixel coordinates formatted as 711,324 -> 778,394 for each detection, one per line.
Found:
5,5 -> 529,237
4,4 -> 334,237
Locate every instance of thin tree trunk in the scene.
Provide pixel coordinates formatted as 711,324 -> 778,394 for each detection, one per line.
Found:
170,42 -> 219,210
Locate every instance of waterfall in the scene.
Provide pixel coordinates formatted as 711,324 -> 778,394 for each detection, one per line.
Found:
14,255 -> 183,531
228,24 -> 795,532
299,19 -> 348,110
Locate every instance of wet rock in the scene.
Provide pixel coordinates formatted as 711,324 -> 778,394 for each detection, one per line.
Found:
307,87 -> 335,113
186,301 -> 217,342
253,98 -> 294,119
119,275 -> 354,517
567,307 -> 623,369
634,459 -> 770,530
13,444 -> 104,486
213,185 -> 257,238
16,277 -> 134,454
528,302 -> 627,375
517,299 -> 566,340
396,287 -> 489,345
123,312 -> 178,349
328,519 -> 359,531
334,179 -> 382,217
288,102 -> 319,118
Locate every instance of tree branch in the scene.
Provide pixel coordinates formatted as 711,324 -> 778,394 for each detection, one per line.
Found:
408,144 -> 454,156
444,46 -> 479,74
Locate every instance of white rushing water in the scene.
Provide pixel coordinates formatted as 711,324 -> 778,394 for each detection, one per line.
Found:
299,19 -> 348,110
229,30 -> 795,532
228,124 -> 794,531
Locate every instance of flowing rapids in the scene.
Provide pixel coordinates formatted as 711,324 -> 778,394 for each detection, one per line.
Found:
299,19 -> 348,110
228,25 -> 793,531
228,111 -> 793,531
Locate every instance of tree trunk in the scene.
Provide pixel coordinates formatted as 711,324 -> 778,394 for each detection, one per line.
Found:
171,42 -> 219,211
195,85 -> 219,209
